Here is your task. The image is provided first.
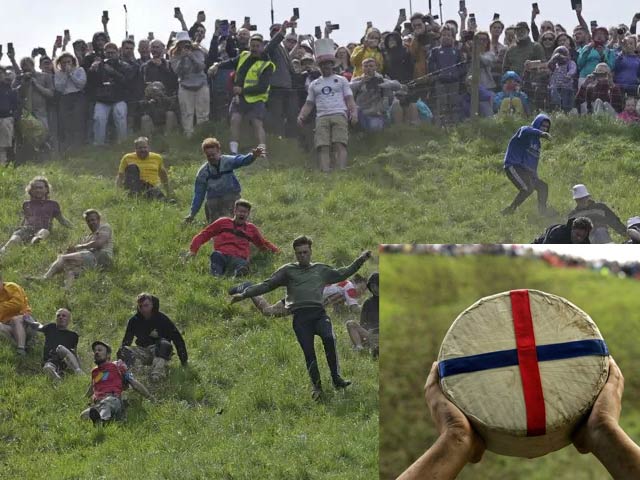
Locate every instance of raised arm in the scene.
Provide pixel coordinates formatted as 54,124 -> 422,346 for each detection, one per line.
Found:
322,251 -> 371,284
231,267 -> 288,302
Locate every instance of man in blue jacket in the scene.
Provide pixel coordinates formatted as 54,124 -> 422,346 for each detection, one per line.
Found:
501,113 -> 552,215
184,137 -> 264,224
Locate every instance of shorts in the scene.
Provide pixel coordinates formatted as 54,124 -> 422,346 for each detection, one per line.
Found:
12,226 -> 39,242
79,250 -> 113,269
229,98 -> 267,121
89,395 -> 123,421
315,114 -> 348,148
0,117 -> 15,148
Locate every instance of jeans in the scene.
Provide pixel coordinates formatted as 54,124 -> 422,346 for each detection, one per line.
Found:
209,252 -> 249,277
93,101 -> 127,146
549,87 -> 575,113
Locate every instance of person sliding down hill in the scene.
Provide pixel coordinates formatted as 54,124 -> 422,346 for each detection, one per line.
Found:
501,113 -> 553,216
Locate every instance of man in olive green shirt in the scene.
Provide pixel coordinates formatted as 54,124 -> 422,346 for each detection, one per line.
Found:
231,235 -> 372,400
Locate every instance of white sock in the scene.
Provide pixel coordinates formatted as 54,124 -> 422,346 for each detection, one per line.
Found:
230,141 -> 239,154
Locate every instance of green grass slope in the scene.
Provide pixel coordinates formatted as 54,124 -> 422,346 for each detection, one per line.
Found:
0,124 -> 379,479
379,254 -> 640,479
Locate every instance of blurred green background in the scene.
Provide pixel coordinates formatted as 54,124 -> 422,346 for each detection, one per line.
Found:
380,253 -> 640,480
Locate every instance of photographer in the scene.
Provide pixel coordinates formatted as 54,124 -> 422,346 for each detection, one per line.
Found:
577,27 -> 615,87
13,56 -> 54,134
54,53 -> 87,152
141,40 -> 178,96
350,58 -> 402,131
351,27 -> 384,78
613,36 -> 640,96
503,22 -> 545,76
266,19 -> 298,138
86,42 -> 132,146
120,40 -> 145,134
169,31 -> 209,138
575,62 -> 623,115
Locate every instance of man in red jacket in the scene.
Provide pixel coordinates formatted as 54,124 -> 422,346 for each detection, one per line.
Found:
186,198 -> 279,277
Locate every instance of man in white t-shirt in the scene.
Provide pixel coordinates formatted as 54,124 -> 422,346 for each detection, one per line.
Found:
297,55 -> 358,172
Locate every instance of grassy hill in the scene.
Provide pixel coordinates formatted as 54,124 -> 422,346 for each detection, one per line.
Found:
0,123 -> 379,479
379,253 -> 640,479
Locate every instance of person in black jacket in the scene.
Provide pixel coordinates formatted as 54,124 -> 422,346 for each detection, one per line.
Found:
533,216 -> 593,244
567,184 -> 627,243
118,293 -> 188,382
86,42 -> 133,146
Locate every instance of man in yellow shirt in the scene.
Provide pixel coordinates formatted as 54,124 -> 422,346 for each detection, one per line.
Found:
116,137 -> 171,199
0,273 -> 32,355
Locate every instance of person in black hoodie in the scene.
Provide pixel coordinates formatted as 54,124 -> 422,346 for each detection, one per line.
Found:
533,216 -> 592,244
118,293 -> 188,382
346,272 -> 379,356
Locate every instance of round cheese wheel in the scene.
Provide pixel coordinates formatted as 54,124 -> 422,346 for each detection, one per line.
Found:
437,289 -> 609,458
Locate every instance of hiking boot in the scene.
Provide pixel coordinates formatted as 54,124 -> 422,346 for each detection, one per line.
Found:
89,407 -> 102,426
228,281 -> 254,296
332,377 -> 352,389
311,385 -> 323,401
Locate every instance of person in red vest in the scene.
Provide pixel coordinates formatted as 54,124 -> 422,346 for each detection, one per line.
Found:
186,198 -> 279,277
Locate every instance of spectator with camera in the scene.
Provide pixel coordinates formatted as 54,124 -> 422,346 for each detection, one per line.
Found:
350,58 -> 402,131
613,35 -> 640,96
120,39 -> 145,134
503,22 -> 546,76
86,42 -> 133,146
266,19 -> 298,139
548,46 -> 577,112
13,56 -> 54,145
576,62 -> 623,115
54,53 -> 87,152
577,27 -> 615,87
351,26 -> 385,78
141,40 -> 178,96
209,33 -> 274,156
170,32 -> 209,138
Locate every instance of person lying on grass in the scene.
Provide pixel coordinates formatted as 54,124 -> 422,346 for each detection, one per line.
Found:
0,273 -> 34,356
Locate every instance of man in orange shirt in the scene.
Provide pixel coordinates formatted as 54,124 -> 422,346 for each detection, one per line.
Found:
0,272 -> 33,355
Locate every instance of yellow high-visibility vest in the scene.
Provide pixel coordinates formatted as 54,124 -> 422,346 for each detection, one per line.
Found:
236,51 -> 276,104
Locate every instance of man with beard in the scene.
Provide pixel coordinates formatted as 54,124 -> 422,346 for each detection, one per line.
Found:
503,22 -> 545,76
81,340 -> 154,425
118,293 -> 188,382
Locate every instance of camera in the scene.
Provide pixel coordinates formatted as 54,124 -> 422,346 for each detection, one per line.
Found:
618,28 -> 626,35
315,26 -> 322,39
325,21 -> 340,31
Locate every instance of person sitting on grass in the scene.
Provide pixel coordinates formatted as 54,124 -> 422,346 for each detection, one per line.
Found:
116,137 -> 172,199
0,273 -> 33,356
230,235 -> 372,400
81,340 -> 155,426
26,308 -> 83,380
117,293 -> 188,382
626,216 -> 640,244
187,199 -> 279,277
184,138 -> 265,224
0,176 -> 72,256
567,184 -> 627,244
30,209 -> 113,284
346,272 -> 379,355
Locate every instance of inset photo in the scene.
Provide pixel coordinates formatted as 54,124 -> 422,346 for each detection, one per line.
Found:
380,245 -> 640,479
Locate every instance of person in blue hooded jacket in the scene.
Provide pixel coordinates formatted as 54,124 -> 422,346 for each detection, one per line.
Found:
501,113 -> 552,215
493,71 -> 529,116
184,137 -> 264,224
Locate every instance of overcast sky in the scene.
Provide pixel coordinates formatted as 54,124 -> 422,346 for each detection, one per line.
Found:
2,1 -> 640,61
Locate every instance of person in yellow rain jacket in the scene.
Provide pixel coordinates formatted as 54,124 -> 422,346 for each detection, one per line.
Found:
0,273 -> 33,355
350,28 -> 385,78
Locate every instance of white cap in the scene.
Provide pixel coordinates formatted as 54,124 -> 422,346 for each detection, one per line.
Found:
627,216 -> 640,228
572,184 -> 590,200
175,31 -> 191,44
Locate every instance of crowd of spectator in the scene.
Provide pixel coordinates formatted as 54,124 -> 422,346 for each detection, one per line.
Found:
380,243 -> 640,280
4,5 -> 640,168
